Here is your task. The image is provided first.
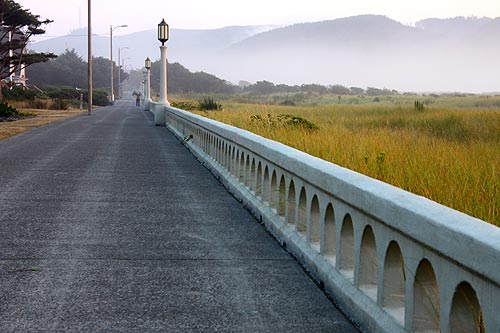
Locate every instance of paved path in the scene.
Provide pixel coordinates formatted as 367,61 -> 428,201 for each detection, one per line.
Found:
0,101 -> 359,332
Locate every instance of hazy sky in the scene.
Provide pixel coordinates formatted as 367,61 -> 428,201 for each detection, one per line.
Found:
16,0 -> 500,39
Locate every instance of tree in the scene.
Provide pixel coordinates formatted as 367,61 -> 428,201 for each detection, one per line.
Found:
28,49 -> 128,94
0,0 -> 56,92
330,84 -> 351,95
28,49 -> 85,87
349,86 -> 365,95
149,61 -> 235,94
245,80 -> 276,94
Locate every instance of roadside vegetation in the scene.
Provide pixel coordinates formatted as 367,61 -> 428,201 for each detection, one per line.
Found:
183,93 -> 500,226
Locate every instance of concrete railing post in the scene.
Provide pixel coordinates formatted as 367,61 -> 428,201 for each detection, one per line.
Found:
158,45 -> 169,106
153,44 -> 170,125
150,19 -> 170,125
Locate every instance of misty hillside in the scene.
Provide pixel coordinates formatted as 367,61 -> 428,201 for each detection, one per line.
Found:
206,15 -> 500,92
229,16 -> 422,51
29,15 -> 500,92
29,25 -> 275,70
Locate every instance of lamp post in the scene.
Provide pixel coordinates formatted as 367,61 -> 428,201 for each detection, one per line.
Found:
87,0 -> 92,115
157,19 -> 170,106
144,57 -> 152,111
117,46 -> 129,100
110,24 -> 127,103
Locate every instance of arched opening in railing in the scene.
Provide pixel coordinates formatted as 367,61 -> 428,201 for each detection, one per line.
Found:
413,259 -> 440,332
245,155 -> 251,187
382,241 -> 406,324
339,214 -> 354,281
230,146 -> 236,176
287,180 -> 296,225
309,195 -> 320,245
256,162 -> 263,197
298,187 -> 307,235
221,141 -> 225,165
278,175 -> 286,217
271,170 -> 278,211
250,158 -> 256,191
224,142 -> 231,170
216,138 -> 220,162
323,203 -> 336,259
220,141 -> 225,166
208,135 -> 213,157
263,166 -> 270,202
239,151 -> 245,183
359,225 -> 377,300
202,132 -> 207,152
450,281 -> 483,333
208,134 -> 211,155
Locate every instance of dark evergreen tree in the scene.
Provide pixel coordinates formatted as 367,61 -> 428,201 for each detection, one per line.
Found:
0,0 -> 56,90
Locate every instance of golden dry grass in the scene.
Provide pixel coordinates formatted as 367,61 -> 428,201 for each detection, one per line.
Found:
0,108 -> 86,141
194,102 -> 500,226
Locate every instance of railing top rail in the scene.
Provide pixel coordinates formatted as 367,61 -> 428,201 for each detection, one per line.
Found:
167,106 -> 500,284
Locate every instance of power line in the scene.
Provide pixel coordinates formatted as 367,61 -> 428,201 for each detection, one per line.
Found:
38,33 -> 108,37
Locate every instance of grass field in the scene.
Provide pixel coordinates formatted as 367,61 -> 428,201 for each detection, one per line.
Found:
185,95 -> 500,226
0,101 -> 86,140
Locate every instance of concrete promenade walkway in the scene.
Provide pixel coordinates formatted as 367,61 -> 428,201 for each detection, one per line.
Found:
0,101 -> 359,332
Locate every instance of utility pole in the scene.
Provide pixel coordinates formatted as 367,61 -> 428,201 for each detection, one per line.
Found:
87,0 -> 92,115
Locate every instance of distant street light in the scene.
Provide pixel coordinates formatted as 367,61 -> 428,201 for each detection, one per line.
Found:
110,24 -> 127,103
117,46 -> 129,99
157,19 -> 170,106
122,57 -> 131,72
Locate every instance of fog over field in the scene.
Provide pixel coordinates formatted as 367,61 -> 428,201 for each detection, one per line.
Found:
30,15 -> 500,93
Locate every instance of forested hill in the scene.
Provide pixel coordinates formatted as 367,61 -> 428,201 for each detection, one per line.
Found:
212,15 -> 500,92
29,15 -> 500,92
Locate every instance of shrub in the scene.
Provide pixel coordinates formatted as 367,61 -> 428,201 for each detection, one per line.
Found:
92,89 -> 110,106
40,86 -> 109,107
198,96 -> 221,111
279,100 -> 296,106
171,100 -> 199,110
250,113 -> 319,131
50,98 -> 70,110
0,102 -> 19,118
278,114 -> 319,130
45,86 -> 81,100
1,86 -> 44,100
28,98 -> 48,109
414,100 -> 425,111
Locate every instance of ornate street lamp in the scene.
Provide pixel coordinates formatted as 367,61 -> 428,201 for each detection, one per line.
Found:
156,18 -> 170,108
158,19 -> 169,45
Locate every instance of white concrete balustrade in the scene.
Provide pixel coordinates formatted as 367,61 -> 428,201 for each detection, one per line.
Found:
163,106 -> 500,333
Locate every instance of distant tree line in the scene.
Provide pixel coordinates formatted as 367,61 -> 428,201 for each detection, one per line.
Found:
28,50 -> 400,98
28,49 -> 128,93
239,80 -> 399,96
